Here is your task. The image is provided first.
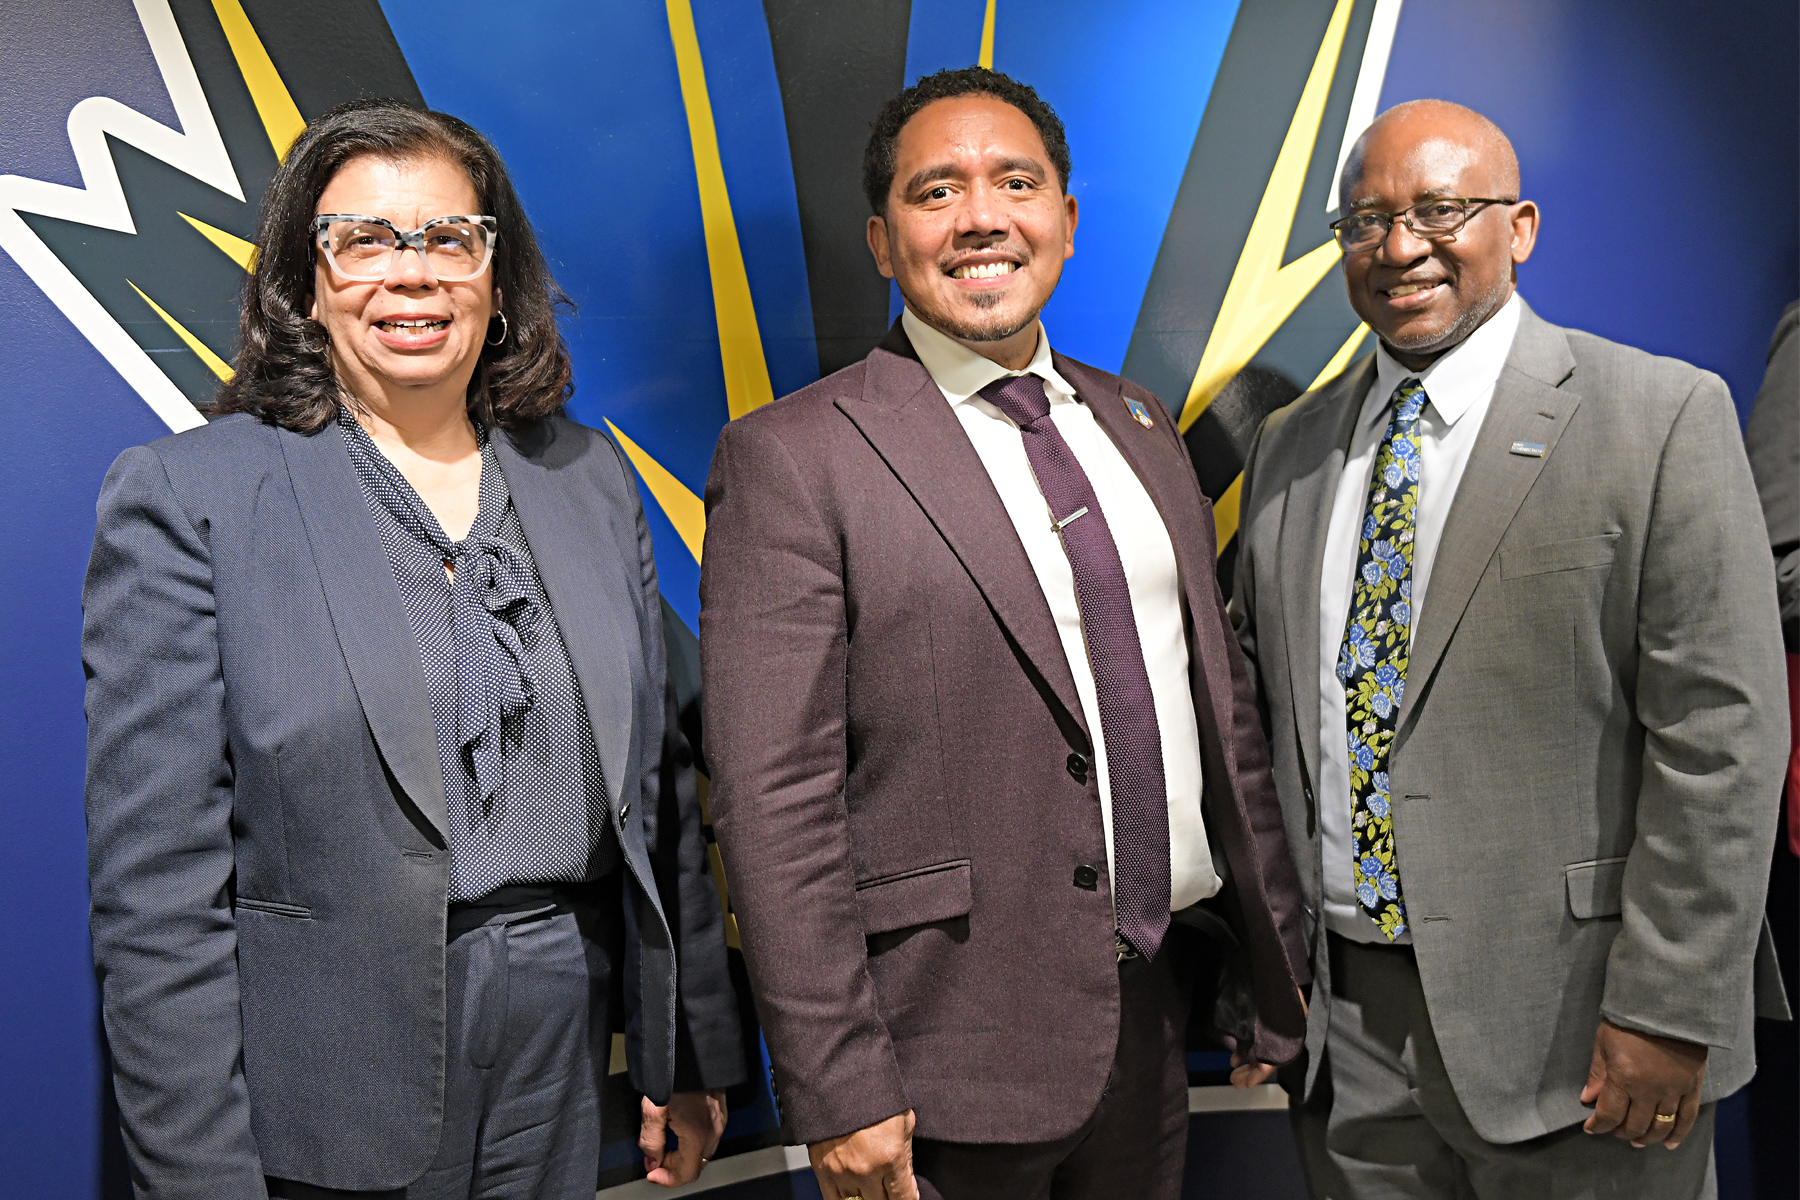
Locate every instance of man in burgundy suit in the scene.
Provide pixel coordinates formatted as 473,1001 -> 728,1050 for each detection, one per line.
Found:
699,67 -> 1309,1200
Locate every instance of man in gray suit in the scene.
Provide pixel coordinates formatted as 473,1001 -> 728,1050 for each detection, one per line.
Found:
1229,99 -> 1790,1196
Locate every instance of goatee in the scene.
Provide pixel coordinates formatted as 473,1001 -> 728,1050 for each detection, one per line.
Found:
912,290 -> 1037,344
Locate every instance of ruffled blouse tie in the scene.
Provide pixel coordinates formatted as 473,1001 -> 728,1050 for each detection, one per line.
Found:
445,528 -> 541,805
340,413 -> 540,806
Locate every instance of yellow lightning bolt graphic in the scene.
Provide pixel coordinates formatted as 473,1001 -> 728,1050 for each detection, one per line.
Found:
604,419 -> 707,564
1212,475 -> 1242,555
211,0 -> 305,161
979,0 -> 997,68
123,5 -> 298,390
129,281 -> 233,382
178,212 -> 256,270
1210,320 -> 1372,557
1305,322 -> 1370,393
666,0 -> 775,421
1178,0 -> 1355,433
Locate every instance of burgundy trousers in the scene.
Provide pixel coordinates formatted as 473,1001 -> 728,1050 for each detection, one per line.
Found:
912,943 -> 1194,1200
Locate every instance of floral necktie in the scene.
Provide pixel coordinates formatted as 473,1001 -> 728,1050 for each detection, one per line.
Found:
1337,377 -> 1425,940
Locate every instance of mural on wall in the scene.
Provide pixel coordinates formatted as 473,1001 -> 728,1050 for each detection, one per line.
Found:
2,0 -> 1401,601
6,0 -> 1798,1195
0,0 -> 1404,1181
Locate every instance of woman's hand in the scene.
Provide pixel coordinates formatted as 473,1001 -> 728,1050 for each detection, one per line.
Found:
640,1089 -> 728,1186
1229,1052 -> 1277,1088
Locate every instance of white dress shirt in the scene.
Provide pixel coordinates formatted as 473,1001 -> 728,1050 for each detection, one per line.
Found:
1317,292 -> 1523,943
902,308 -> 1219,912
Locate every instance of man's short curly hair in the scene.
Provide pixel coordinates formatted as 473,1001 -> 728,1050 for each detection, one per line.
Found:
862,67 -> 1071,215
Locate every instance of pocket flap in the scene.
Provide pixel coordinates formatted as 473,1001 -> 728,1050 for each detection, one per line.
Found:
1565,857 -> 1627,919
234,896 -> 313,920
856,860 -> 972,936
1501,533 -> 1619,578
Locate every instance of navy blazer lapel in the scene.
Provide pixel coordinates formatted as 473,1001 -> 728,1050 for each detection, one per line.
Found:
837,325 -> 1090,742
1278,357 -> 1374,792
277,423 -> 450,842
493,424 -> 636,807
1397,305 -> 1579,739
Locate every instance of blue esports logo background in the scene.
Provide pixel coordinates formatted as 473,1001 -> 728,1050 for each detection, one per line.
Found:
1,1 -> 1793,1195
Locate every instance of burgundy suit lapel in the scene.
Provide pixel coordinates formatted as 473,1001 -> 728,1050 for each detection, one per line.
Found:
836,326 -> 1089,742
1060,354 -> 1238,770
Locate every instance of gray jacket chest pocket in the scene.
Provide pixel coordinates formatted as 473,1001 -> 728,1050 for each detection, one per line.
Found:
1566,857 -> 1627,918
1501,533 -> 1619,579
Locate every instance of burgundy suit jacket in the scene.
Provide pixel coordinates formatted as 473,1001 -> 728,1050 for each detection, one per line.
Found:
699,323 -> 1308,1146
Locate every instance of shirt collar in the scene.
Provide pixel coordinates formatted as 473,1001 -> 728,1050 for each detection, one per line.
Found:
901,307 -> 1078,406
1369,290 -> 1523,428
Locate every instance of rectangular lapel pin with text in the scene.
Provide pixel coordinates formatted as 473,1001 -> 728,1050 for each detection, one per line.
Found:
1125,397 -> 1155,428
1509,440 -> 1546,457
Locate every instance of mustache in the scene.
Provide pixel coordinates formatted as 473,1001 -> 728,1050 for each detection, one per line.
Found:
940,243 -> 1032,272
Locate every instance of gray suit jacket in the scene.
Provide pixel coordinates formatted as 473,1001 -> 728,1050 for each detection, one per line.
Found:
699,323 -> 1309,1147
83,412 -> 742,1196
1230,300 -> 1791,1144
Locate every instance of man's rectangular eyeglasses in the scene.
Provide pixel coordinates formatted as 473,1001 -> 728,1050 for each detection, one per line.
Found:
312,214 -> 498,281
1329,198 -> 1516,253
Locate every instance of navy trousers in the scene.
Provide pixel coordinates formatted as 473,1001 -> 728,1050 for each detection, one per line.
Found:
269,882 -> 623,1200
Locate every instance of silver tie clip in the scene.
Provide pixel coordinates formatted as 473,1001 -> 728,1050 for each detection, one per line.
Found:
1509,440 -> 1546,457
1053,506 -> 1089,532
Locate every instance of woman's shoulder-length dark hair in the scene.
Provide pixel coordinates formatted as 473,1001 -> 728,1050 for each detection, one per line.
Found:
214,97 -> 572,433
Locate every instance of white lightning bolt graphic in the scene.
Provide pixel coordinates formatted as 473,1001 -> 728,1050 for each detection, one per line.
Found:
1326,0 -> 1403,214
0,0 -> 243,432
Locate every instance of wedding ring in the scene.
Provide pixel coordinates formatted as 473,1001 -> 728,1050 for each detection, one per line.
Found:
1652,1112 -> 1677,1123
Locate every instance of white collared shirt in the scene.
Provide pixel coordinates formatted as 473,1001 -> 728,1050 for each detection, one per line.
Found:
1317,292 -> 1523,943
901,308 -> 1219,913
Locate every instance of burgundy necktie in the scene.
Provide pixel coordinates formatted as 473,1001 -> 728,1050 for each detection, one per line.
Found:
979,374 -> 1171,960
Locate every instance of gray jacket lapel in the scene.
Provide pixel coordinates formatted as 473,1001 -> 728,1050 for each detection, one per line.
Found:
493,425 -> 636,808
1397,303 -> 1579,737
837,326 -> 1090,743
1279,357 -> 1375,792
277,423 -> 450,842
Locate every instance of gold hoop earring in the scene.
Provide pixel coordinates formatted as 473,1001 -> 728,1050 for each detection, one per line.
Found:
485,311 -> 509,347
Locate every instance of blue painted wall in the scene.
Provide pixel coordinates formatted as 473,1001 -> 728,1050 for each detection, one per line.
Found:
1,6 -> 204,1196
1380,0 -> 1799,421
1,2 -> 1792,1195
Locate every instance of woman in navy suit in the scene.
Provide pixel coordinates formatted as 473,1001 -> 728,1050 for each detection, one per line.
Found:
83,99 -> 742,1198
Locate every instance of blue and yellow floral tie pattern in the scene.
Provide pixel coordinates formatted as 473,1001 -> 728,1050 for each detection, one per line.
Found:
1338,378 -> 1425,940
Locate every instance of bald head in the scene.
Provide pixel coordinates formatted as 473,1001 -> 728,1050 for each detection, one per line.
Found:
1332,99 -> 1538,369
1340,100 -> 1519,212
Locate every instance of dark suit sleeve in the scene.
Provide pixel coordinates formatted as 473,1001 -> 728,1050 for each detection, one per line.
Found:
1228,419 -> 1270,722
1745,302 -> 1798,650
607,432 -> 746,1095
1603,373 -> 1789,1046
1143,388 -> 1310,1054
699,418 -> 911,1145
83,447 -> 267,1197
1203,457 -> 1314,1033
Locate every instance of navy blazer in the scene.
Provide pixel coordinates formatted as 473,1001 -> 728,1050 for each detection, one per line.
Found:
83,412 -> 742,1194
